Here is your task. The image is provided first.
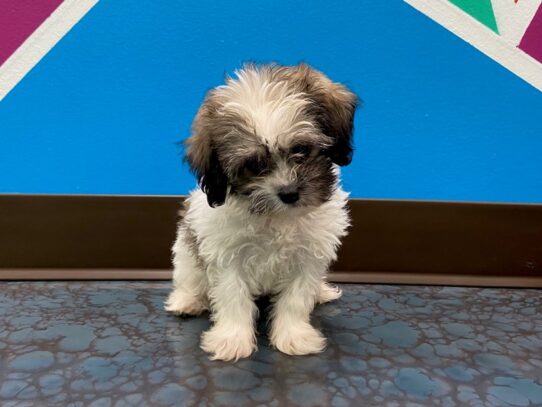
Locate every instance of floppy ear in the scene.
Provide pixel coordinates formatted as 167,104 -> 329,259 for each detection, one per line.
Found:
185,99 -> 228,207
296,64 -> 358,166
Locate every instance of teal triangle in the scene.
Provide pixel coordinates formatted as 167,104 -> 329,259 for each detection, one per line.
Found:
449,0 -> 500,33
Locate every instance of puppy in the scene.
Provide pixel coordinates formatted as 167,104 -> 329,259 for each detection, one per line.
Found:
165,63 -> 358,361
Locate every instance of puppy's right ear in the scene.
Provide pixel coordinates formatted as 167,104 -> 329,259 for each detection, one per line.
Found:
285,64 -> 358,166
185,98 -> 228,207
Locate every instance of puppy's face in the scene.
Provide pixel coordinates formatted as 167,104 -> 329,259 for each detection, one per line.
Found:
185,64 -> 358,214
223,133 -> 337,214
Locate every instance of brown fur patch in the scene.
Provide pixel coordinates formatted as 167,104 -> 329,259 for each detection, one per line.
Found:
272,64 -> 358,165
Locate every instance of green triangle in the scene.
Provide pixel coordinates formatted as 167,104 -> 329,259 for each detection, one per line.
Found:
449,0 -> 499,33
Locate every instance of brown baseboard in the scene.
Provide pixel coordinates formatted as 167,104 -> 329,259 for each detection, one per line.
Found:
1,269 -> 541,288
329,272 -> 542,288
1,194 -> 541,287
0,269 -> 173,280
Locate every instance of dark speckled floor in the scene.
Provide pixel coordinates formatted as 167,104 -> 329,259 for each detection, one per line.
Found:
0,282 -> 541,407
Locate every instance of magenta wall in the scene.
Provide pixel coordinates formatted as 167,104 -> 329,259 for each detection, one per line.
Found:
519,5 -> 542,62
0,0 -> 63,65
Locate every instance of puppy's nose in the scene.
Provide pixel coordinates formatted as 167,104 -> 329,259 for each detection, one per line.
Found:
278,190 -> 299,204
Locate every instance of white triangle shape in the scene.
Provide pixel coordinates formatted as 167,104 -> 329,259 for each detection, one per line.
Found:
492,0 -> 541,45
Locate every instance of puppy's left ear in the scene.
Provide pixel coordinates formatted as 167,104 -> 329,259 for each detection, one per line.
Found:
298,65 -> 358,166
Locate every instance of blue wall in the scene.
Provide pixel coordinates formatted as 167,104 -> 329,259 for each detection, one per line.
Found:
1,0 -> 541,202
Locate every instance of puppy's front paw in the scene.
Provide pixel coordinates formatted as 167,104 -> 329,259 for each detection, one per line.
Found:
271,323 -> 326,356
200,326 -> 257,361
164,289 -> 208,316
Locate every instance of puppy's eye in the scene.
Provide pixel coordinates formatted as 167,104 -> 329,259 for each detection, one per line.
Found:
290,144 -> 312,162
244,156 -> 267,175
291,144 -> 312,161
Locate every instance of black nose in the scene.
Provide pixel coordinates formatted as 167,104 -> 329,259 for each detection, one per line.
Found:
278,191 -> 299,204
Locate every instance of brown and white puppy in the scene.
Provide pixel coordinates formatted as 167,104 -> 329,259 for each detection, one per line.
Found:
165,63 -> 358,361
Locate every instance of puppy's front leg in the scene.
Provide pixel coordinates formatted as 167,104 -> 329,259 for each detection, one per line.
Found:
270,271 -> 326,355
200,272 -> 258,361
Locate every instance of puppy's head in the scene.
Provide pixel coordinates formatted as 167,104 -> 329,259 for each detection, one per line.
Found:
185,63 -> 358,213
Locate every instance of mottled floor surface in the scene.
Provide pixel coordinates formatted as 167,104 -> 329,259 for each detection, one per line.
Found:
0,283 -> 541,407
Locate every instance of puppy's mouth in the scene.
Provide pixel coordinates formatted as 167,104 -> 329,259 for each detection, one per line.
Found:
234,183 -> 325,215
248,195 -> 320,216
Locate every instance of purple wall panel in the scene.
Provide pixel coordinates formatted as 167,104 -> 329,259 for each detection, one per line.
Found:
519,3 -> 542,63
0,0 -> 63,65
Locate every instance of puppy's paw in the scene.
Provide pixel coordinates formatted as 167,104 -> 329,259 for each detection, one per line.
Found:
271,323 -> 326,356
318,281 -> 342,304
200,326 -> 257,361
164,289 -> 208,316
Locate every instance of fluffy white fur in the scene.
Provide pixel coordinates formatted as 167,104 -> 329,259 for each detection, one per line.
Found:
164,64 -> 356,361
165,187 -> 349,361
218,67 -> 315,145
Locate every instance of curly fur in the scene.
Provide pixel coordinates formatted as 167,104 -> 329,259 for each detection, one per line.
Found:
165,63 -> 358,361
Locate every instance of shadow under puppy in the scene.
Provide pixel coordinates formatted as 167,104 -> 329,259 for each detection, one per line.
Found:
165,63 -> 358,361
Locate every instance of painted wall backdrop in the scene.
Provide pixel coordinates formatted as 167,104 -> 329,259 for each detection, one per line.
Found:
407,0 -> 542,91
0,0 -> 541,202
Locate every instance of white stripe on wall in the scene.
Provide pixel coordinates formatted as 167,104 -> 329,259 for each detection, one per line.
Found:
0,0 -> 98,102
405,0 -> 542,93
492,0 -> 541,45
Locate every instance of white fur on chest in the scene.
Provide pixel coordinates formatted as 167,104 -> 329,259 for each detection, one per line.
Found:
183,188 -> 349,295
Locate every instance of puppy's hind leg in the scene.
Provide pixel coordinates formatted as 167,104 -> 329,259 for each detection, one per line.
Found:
317,280 -> 342,304
165,234 -> 208,316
